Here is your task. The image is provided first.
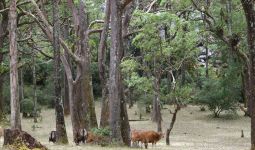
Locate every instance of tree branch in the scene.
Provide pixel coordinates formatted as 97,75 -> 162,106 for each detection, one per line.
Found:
88,20 -> 104,29
21,2 -> 81,63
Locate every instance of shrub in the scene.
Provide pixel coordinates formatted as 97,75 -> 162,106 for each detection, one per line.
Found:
195,78 -> 240,117
91,127 -> 110,137
21,98 -> 41,118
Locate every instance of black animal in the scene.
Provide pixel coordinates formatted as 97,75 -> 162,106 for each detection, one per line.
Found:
49,131 -> 57,143
75,128 -> 88,145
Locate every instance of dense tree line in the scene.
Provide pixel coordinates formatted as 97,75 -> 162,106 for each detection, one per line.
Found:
0,0 -> 255,149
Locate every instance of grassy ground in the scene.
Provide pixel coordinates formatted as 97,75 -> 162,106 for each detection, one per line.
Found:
0,103 -> 250,149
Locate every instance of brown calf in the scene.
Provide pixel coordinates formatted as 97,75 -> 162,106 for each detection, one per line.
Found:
139,130 -> 164,149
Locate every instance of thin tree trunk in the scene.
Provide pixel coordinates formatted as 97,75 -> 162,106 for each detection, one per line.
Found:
52,0 -> 68,144
166,105 -> 180,145
240,1 -> 255,149
9,0 -> 21,130
152,77 -> 162,132
120,80 -> 131,146
32,47 -> 37,123
152,56 -> 162,132
19,68 -> 24,103
99,0 -> 111,128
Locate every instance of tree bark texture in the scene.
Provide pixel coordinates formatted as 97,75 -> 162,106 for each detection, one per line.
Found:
52,0 -> 68,144
62,7 -> 70,116
9,0 -> 21,130
109,0 -> 123,142
152,72 -> 162,132
119,2 -> 134,146
120,80 -> 131,146
99,0 -> 111,128
240,1 -> 255,149
166,105 -> 180,145
32,48 -> 37,123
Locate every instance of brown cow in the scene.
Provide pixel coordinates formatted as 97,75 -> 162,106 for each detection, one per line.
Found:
139,130 -> 164,149
131,130 -> 143,147
86,132 -> 103,144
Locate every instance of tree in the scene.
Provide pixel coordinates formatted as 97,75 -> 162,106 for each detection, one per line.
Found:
98,0 -> 110,128
52,0 -> 68,144
109,0 -> 123,142
9,0 -> 21,130
109,0 -> 132,144
240,1 -> 255,149
27,0 -> 101,142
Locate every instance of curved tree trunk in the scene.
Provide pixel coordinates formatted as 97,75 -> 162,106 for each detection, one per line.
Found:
9,0 -> 21,130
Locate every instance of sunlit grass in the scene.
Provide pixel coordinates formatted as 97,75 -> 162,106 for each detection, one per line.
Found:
0,103 -> 251,150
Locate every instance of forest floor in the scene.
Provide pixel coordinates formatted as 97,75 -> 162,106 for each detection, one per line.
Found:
0,103 -> 250,150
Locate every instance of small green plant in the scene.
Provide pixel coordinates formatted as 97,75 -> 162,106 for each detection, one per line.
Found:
91,127 -> 110,136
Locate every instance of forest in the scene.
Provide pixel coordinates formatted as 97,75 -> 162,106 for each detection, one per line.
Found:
0,0 -> 254,149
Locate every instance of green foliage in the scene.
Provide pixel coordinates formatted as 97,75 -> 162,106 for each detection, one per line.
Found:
195,63 -> 241,117
91,127 -> 110,137
168,85 -> 194,105
20,98 -> 41,118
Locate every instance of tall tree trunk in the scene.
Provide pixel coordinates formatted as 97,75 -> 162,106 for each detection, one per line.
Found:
67,0 -> 97,129
52,0 -> 68,144
9,0 -> 21,130
109,0 -> 123,142
99,0 -> 111,128
120,2 -> 134,145
120,80 -> 131,146
61,56 -> 83,143
78,1 -> 98,129
240,1 -> 255,149
152,55 -> 162,132
32,48 -> 37,123
152,76 -> 162,132
62,7 -> 70,116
